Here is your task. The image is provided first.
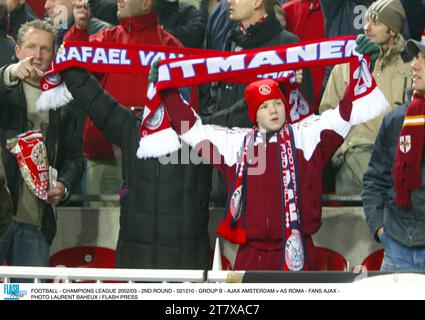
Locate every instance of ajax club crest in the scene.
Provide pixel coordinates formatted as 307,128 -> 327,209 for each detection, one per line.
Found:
145,105 -> 165,130
259,85 -> 271,95
285,230 -> 304,271
230,186 -> 243,220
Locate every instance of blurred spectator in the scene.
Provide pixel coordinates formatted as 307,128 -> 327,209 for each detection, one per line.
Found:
273,2 -> 286,27
283,0 -> 322,39
26,0 -> 46,18
204,0 -> 236,50
89,0 -> 119,25
44,0 -> 111,48
199,0 -> 217,22
63,0 -> 186,209
206,0 -> 313,118
0,2 -> 15,67
6,0 -> 38,39
0,20 -> 83,278
43,0 -> 111,207
320,0 -> 423,44
320,0 -> 412,195
400,0 -> 425,41
157,0 -> 205,48
283,0 -> 325,110
320,0 -> 374,38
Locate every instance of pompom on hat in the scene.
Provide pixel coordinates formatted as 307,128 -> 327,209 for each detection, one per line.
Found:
245,78 -> 287,124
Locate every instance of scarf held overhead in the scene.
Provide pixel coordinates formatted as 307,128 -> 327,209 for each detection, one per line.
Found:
36,36 -> 375,158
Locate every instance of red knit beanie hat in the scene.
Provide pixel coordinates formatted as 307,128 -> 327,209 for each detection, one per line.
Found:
245,79 -> 287,124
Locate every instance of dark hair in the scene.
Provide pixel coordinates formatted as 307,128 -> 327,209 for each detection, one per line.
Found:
0,3 -> 8,32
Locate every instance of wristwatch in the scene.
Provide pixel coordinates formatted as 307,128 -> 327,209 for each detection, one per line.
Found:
61,186 -> 69,201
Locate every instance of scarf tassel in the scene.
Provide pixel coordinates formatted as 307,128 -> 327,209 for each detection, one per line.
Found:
394,162 -> 422,207
217,218 -> 247,245
36,82 -> 74,111
394,94 -> 425,208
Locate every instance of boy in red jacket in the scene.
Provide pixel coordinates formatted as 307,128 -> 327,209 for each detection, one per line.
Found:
160,71 -> 387,270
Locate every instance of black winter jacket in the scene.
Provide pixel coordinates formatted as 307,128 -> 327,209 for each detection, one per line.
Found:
157,0 -> 206,49
8,3 -> 38,40
89,0 -> 119,26
0,31 -> 14,67
0,65 -> 84,244
362,100 -> 425,247
62,68 -> 211,270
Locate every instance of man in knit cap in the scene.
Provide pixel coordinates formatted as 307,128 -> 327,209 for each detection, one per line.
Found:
363,39 -> 425,271
320,0 -> 413,195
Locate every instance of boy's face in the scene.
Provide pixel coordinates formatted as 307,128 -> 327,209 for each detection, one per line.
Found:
256,98 -> 286,132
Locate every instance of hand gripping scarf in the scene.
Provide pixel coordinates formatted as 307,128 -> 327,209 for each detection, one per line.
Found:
36,36 -> 380,159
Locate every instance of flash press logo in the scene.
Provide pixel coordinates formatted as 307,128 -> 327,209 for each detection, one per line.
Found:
3,284 -> 28,300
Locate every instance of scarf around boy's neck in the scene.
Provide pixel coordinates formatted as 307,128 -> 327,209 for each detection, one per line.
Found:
217,124 -> 308,271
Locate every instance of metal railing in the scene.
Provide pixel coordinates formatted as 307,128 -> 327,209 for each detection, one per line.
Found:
0,266 -> 208,283
69,194 -> 363,206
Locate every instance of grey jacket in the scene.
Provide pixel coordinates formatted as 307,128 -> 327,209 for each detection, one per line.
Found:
362,100 -> 425,247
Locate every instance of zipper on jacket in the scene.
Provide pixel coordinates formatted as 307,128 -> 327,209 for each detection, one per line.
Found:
264,142 -> 270,243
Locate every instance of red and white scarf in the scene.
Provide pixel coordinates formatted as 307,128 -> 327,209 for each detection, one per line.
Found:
217,124 -> 307,271
36,36 -> 376,158
394,92 -> 425,207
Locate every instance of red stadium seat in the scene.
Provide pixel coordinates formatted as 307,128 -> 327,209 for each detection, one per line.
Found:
315,246 -> 349,271
49,246 -> 116,283
361,249 -> 384,271
49,246 -> 116,268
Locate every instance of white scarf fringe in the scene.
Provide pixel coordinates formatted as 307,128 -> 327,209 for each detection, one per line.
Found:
36,82 -> 74,111
136,127 -> 182,159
